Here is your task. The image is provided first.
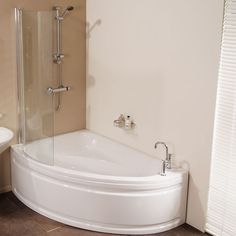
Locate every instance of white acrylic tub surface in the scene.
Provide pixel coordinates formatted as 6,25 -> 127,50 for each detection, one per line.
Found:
11,130 -> 188,235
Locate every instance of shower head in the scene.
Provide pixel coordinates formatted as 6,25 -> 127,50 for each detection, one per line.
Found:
61,6 -> 74,18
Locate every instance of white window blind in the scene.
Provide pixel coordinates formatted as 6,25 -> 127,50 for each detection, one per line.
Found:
206,0 -> 236,235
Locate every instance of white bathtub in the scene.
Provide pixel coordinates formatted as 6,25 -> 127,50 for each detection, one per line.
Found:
11,130 -> 188,235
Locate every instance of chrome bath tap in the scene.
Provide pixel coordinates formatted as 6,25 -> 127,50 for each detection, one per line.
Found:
154,141 -> 172,175
160,160 -> 168,176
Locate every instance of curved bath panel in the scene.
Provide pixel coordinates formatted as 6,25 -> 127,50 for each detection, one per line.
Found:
11,130 -> 188,235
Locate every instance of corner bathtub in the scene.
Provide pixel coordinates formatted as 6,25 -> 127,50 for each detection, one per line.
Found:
11,130 -> 188,235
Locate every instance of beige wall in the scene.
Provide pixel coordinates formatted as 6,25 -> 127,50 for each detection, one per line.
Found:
0,0 -> 86,192
87,0 -> 224,231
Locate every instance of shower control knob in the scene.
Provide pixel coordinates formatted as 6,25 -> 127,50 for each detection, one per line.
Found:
47,86 -> 71,94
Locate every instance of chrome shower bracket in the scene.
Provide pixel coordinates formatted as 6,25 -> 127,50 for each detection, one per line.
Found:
113,114 -> 135,130
53,53 -> 64,64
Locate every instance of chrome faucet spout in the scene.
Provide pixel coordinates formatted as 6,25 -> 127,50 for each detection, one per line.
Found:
154,141 -> 172,172
154,142 -> 168,160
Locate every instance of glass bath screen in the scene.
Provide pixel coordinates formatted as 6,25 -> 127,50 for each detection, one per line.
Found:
16,9 -> 55,165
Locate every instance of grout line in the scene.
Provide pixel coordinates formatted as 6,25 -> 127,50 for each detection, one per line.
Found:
46,226 -> 62,233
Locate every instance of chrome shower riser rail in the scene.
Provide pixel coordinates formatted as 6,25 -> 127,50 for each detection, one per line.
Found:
53,6 -> 63,65
52,6 -> 74,111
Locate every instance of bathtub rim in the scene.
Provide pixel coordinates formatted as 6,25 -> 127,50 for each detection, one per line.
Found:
11,144 -> 188,191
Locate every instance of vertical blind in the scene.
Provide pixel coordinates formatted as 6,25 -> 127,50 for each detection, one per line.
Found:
206,0 -> 236,235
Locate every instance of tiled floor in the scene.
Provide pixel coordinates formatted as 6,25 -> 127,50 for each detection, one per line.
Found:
0,192 -> 209,236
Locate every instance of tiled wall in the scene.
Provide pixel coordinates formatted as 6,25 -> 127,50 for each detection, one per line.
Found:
0,0 -> 86,192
